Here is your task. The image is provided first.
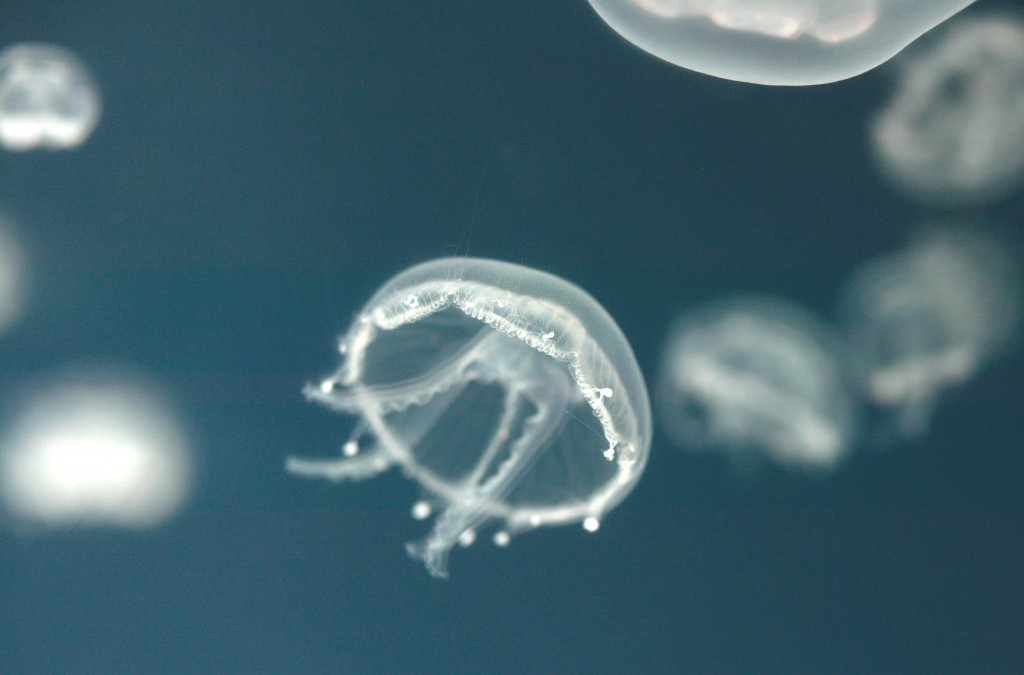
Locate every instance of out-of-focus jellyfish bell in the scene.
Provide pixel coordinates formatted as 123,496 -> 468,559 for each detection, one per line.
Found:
586,0 -> 977,85
287,257 -> 651,578
836,224 -> 1023,440
656,296 -> 857,474
0,367 -> 193,529
869,14 -> 1024,207
0,213 -> 28,336
0,43 -> 101,151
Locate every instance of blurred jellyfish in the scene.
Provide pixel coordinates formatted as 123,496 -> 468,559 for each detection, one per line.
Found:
586,0 -> 976,85
0,367 -> 193,529
656,296 -> 857,473
836,224 -> 1023,440
0,213 -> 28,336
287,257 -> 651,578
869,15 -> 1024,206
0,43 -> 101,151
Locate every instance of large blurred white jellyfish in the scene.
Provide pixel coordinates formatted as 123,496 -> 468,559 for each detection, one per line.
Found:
836,225 -> 1023,440
869,15 -> 1024,206
586,0 -> 976,85
0,368 -> 193,529
0,43 -> 101,151
0,213 -> 27,336
656,296 -> 857,473
287,257 -> 651,578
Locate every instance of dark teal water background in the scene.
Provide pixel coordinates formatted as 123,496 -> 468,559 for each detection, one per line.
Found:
1,2 -> 1022,672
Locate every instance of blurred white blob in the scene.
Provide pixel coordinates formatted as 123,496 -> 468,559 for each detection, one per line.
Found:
0,43 -> 101,151
0,368 -> 192,528
0,213 -> 28,335
656,296 -> 858,474
836,224 -> 1023,440
870,14 -> 1024,206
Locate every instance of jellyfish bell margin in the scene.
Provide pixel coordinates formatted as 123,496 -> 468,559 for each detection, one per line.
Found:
586,0 -> 978,85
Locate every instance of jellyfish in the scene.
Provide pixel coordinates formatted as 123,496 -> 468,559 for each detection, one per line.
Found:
0,213 -> 27,336
0,43 -> 101,151
656,295 -> 857,473
585,0 -> 976,85
869,14 -> 1024,207
0,366 -> 193,529
286,257 -> 651,578
836,224 -> 1023,441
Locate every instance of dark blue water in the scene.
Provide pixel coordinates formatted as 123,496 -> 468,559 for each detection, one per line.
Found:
1,2 -> 1022,672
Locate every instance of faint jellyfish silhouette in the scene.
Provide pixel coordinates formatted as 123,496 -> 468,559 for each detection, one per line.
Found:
656,295 -> 857,473
0,43 -> 101,151
0,366 -> 193,529
0,213 -> 28,336
287,258 -> 651,578
869,15 -> 1024,206
836,224 -> 1023,440
586,0 -> 976,85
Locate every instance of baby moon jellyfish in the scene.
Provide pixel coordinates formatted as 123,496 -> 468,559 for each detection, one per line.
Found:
836,224 -> 1023,441
869,14 -> 1024,207
656,296 -> 857,473
287,258 -> 651,578
0,366 -> 193,529
0,43 -> 101,151
586,0 -> 977,85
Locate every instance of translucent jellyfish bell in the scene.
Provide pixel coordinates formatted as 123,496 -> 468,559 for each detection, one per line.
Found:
586,0 -> 977,85
836,225 -> 1023,440
869,14 -> 1024,206
656,296 -> 857,473
287,258 -> 651,578
0,43 -> 101,151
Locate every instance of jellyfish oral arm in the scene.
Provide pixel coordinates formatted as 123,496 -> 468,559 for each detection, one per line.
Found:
406,370 -> 569,579
284,444 -> 392,482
